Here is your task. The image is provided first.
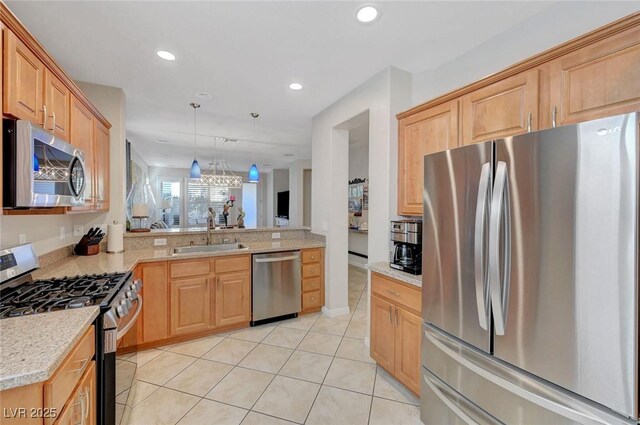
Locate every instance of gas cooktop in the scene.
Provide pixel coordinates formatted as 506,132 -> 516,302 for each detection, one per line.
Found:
0,272 -> 131,318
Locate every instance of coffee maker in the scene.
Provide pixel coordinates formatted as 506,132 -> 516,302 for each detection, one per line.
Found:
390,220 -> 422,275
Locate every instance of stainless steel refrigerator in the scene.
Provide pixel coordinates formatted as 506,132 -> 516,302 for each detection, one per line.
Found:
421,112 -> 639,425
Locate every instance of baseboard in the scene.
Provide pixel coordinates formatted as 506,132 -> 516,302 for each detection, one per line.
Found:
321,306 -> 351,318
348,260 -> 367,269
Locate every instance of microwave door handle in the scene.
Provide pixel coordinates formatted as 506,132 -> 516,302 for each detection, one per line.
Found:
474,162 -> 492,330
489,161 -> 511,335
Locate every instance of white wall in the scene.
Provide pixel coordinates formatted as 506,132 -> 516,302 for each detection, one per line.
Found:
303,169 -> 312,227
311,66 -> 412,315
411,2 -> 640,106
288,159 -> 311,227
272,168 -> 289,222
0,83 -> 126,255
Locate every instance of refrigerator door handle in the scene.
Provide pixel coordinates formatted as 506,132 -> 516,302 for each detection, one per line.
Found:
489,161 -> 511,335
474,162 -> 492,330
423,372 -> 487,425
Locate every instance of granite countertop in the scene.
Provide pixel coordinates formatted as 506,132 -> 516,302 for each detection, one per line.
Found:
0,306 -> 100,390
33,239 -> 325,279
366,261 -> 422,288
124,226 -> 311,238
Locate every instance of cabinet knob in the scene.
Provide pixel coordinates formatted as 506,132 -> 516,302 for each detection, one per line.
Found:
552,106 -> 557,128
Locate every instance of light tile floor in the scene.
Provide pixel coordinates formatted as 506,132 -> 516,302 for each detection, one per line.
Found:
116,266 -> 422,425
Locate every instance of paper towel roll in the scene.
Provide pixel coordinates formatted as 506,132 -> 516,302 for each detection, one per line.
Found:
107,223 -> 124,253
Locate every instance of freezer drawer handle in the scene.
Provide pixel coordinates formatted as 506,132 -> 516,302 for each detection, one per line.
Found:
423,372 -> 483,425
424,329 -> 614,425
254,255 -> 300,263
474,162 -> 492,330
488,161 -> 511,335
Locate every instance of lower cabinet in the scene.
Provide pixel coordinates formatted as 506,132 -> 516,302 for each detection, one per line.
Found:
214,271 -> 250,327
170,276 -> 211,336
54,361 -> 96,425
370,272 -> 421,395
300,248 -> 324,313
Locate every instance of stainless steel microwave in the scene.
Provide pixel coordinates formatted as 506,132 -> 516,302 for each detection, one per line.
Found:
2,119 -> 86,208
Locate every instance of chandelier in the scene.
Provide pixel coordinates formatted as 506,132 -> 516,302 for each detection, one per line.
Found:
198,159 -> 243,188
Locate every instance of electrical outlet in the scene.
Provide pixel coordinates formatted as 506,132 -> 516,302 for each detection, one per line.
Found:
59,226 -> 66,240
272,232 -> 281,239
154,238 -> 167,246
73,225 -> 84,237
19,234 -> 27,244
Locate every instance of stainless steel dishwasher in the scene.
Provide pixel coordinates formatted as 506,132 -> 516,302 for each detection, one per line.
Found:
251,251 -> 301,326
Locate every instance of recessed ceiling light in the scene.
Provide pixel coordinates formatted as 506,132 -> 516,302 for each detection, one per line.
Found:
356,5 -> 378,23
284,153 -> 294,157
155,139 -> 169,144
195,92 -> 212,100
289,83 -> 303,90
156,50 -> 176,61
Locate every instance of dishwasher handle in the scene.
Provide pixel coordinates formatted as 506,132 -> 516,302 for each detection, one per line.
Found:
254,255 -> 300,263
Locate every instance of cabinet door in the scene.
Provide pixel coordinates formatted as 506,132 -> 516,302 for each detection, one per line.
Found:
462,69 -> 539,145
3,29 -> 44,124
43,69 -> 70,139
394,307 -> 422,395
94,120 -> 110,211
397,100 -> 459,216
54,361 -> 96,425
69,96 -> 94,210
549,25 -> 640,126
215,271 -> 250,327
171,276 -> 210,335
370,295 -> 396,373
140,262 -> 168,343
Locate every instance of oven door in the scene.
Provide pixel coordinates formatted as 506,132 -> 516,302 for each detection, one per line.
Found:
11,119 -> 86,207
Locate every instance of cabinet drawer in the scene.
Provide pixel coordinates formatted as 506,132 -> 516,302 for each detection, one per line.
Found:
371,273 -> 421,314
302,277 -> 321,292
302,263 -> 321,278
44,326 -> 95,417
215,256 -> 250,274
302,291 -> 322,309
170,259 -> 210,279
302,249 -> 321,264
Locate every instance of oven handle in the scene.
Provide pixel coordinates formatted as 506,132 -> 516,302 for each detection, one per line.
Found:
116,295 -> 142,340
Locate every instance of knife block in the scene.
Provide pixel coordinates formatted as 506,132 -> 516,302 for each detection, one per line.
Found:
74,241 -> 100,256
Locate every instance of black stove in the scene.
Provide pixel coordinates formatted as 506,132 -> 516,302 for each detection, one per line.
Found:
0,272 -> 131,318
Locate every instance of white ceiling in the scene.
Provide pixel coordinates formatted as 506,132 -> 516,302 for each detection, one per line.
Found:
7,1 -> 555,171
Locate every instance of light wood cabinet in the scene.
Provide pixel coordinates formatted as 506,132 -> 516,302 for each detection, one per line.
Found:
43,69 -> 70,139
394,307 -> 422,394
370,272 -> 421,395
68,96 -> 94,211
300,248 -> 324,313
94,120 -> 110,211
462,69 -> 539,145
214,271 -> 250,327
370,295 -> 396,372
54,361 -> 96,425
140,261 -> 168,343
549,25 -> 640,126
397,100 -> 459,216
3,28 -> 44,124
170,276 -> 210,336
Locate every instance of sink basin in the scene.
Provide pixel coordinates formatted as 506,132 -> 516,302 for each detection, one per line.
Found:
172,243 -> 249,255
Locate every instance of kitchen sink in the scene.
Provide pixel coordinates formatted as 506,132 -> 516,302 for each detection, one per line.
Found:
171,243 -> 249,255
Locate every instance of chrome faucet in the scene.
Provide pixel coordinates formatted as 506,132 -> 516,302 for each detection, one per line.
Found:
207,225 -> 214,245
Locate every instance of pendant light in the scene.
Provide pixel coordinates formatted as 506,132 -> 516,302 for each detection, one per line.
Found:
248,113 -> 260,182
189,102 -> 202,179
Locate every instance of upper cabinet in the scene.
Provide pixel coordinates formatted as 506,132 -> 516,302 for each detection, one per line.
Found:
44,68 -> 71,138
397,13 -> 640,216
461,69 -> 539,145
397,100 -> 459,216
1,4 -> 112,215
549,25 -> 640,126
3,28 -> 43,123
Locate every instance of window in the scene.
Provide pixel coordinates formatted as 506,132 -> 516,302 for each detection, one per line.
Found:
186,181 -> 235,227
160,180 -> 181,227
